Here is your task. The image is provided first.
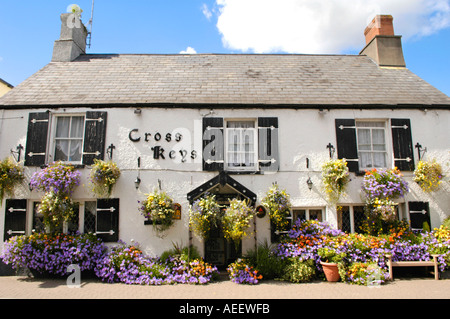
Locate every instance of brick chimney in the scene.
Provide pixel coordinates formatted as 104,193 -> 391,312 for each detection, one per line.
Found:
360,15 -> 406,67
52,13 -> 87,62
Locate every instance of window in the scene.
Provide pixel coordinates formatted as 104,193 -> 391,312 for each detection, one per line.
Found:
337,205 -> 365,233
25,111 -> 107,167
293,208 -> 324,222
356,121 -> 387,169
225,120 -> 257,171
53,115 -> 85,163
202,117 -> 279,173
335,118 -> 414,173
30,199 -> 119,242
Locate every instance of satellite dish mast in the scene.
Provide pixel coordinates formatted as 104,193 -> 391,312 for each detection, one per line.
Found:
87,0 -> 95,49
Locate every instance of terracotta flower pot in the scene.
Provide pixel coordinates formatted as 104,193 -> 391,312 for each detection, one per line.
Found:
320,261 -> 340,282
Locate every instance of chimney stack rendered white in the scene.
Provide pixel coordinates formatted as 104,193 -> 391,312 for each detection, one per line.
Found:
52,13 -> 88,62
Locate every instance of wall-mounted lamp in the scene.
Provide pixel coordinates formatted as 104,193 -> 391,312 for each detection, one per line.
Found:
135,157 -> 141,189
415,143 -> 427,161
134,177 -> 141,189
307,177 -> 313,191
134,108 -> 142,115
10,144 -> 24,162
326,143 -> 335,159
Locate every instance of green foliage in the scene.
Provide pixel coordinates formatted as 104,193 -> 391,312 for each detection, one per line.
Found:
139,189 -> 175,235
189,194 -> 222,240
0,157 -> 24,204
222,198 -> 254,247
160,243 -> 201,264
89,159 -> 121,198
261,184 -> 291,232
321,159 -> 350,202
245,242 -> 287,280
282,258 -> 316,283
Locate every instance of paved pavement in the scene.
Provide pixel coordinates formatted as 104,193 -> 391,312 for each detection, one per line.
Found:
0,275 -> 449,299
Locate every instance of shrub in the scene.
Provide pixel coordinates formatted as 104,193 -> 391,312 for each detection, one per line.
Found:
245,242 -> 287,280
282,258 -> 316,283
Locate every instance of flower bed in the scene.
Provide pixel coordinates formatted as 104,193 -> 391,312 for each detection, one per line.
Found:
94,241 -> 218,285
272,219 -> 450,285
1,232 -> 106,277
227,259 -> 262,284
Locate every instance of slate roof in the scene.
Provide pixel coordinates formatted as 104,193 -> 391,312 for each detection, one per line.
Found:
0,53 -> 449,108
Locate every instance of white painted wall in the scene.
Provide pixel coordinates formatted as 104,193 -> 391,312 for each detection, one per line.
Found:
0,106 -> 449,257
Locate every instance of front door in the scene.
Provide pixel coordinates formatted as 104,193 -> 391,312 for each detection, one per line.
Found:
205,221 -> 241,270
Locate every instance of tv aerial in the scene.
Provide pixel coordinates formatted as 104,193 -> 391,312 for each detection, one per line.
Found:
87,0 -> 95,49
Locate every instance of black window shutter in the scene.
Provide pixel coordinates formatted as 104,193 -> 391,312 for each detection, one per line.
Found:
202,117 -> 224,171
258,117 -> 279,172
408,201 -> 430,231
96,198 -> 119,242
24,112 -> 49,167
335,119 -> 359,173
4,199 -> 27,241
391,119 -> 414,171
83,111 -> 107,165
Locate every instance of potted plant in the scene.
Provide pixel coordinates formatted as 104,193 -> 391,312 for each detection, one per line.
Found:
189,194 -> 222,240
317,247 -> 346,282
0,157 -> 24,204
261,184 -> 291,232
413,159 -> 443,192
221,198 -> 254,248
140,189 -> 175,235
89,159 -> 121,198
321,159 -> 350,202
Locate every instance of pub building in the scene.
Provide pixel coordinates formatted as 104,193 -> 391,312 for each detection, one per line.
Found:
1,13 -> 449,271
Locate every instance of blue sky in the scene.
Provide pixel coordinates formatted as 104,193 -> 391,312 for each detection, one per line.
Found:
1,0 -> 449,97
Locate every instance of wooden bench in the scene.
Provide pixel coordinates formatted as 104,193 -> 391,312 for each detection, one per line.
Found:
385,254 -> 440,280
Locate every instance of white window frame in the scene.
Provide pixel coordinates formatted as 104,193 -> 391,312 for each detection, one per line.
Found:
47,113 -> 86,164
355,119 -> 391,170
224,119 -> 258,172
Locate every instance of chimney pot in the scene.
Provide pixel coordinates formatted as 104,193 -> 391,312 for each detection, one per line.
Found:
364,15 -> 394,45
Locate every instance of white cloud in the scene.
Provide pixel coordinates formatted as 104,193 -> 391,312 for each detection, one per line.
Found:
202,3 -> 213,20
215,0 -> 450,54
179,46 -> 197,54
